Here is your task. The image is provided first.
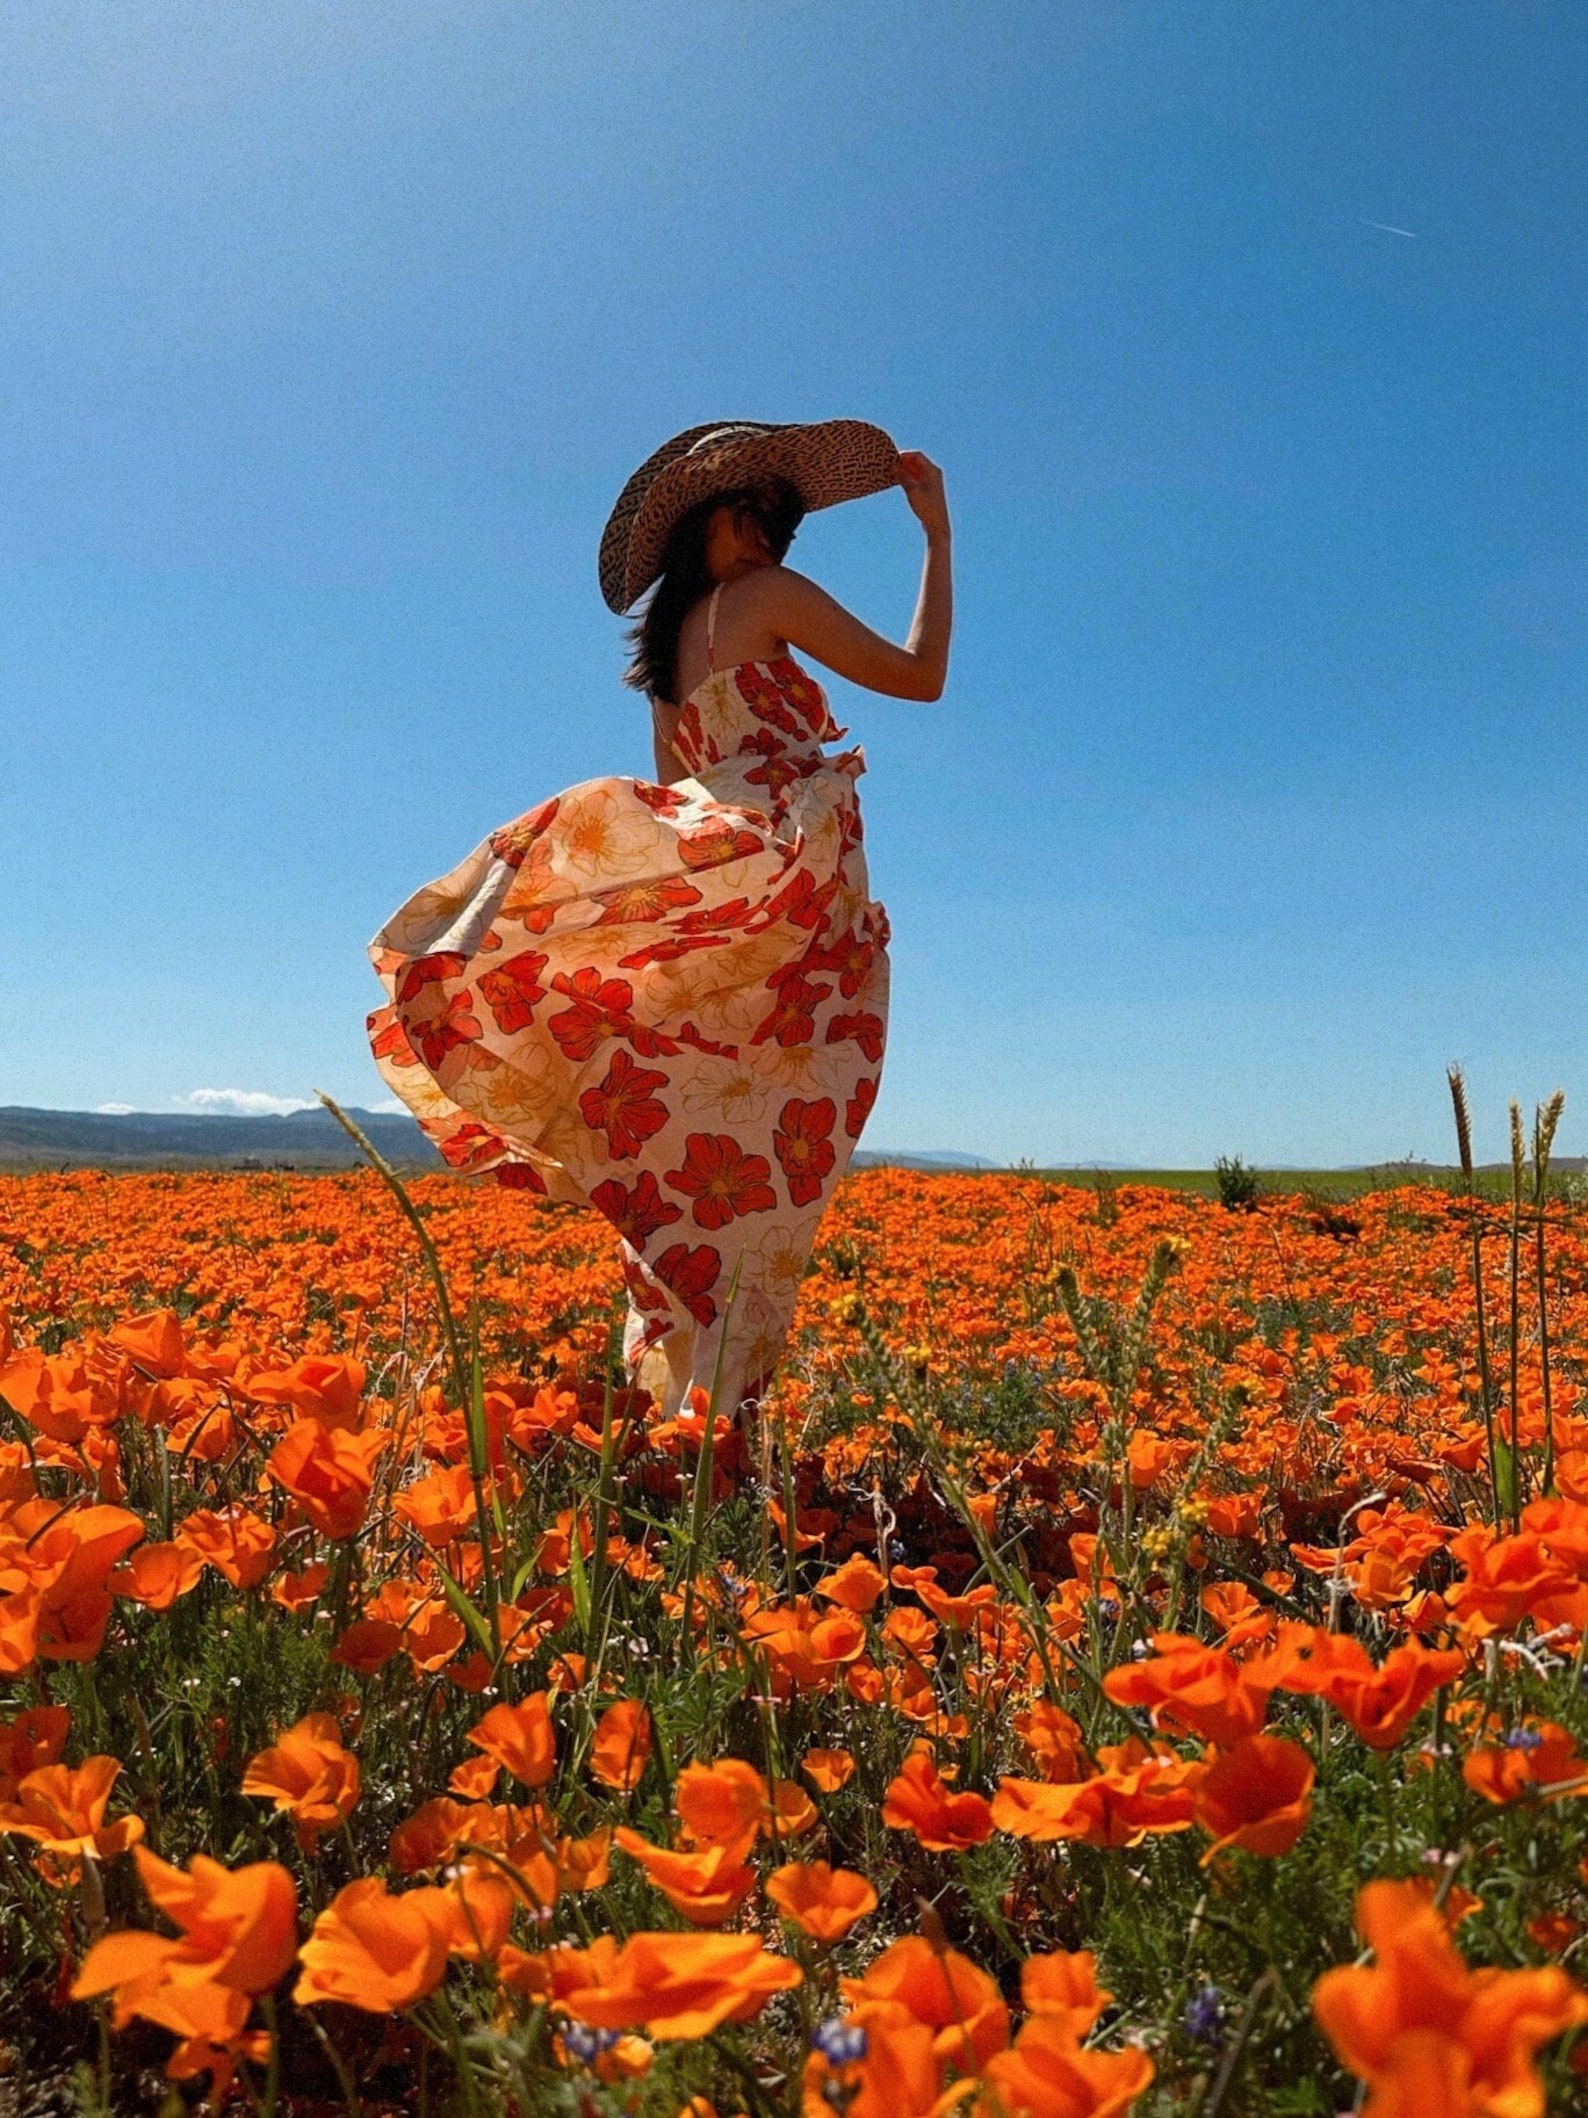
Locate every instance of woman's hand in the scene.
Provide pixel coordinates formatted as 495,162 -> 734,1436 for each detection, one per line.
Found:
898,450 -> 950,540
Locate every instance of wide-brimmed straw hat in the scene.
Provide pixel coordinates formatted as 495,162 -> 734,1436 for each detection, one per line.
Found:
599,417 -> 900,614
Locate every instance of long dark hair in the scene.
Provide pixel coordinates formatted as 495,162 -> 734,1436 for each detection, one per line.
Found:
623,478 -> 805,701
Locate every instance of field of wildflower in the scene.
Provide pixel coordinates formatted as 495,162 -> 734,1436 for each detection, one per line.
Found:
5,1083 -> 1588,2116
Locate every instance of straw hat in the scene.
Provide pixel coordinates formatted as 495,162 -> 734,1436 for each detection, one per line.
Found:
599,418 -> 900,614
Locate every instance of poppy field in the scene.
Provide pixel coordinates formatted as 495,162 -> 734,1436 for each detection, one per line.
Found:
5,1088 -> 1588,2115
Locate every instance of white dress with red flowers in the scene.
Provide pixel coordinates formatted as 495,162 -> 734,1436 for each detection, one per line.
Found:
367,618 -> 889,1414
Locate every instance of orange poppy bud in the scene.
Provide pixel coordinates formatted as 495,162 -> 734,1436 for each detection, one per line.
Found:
1021,1949 -> 1112,2034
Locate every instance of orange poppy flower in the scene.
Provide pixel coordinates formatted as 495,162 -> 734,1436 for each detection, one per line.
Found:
0,1704 -> 71,1800
557,1930 -> 801,2040
266,1420 -> 386,1541
802,1746 -> 857,1792
675,1757 -> 767,1858
245,1352 -> 368,1429
614,1828 -> 756,1926
802,2003 -> 943,2118
1101,1632 -> 1270,1748
992,1741 -> 1202,1850
881,1743 -> 994,1852
1446,1528 -> 1588,1636
1193,1734 -> 1315,1863
293,1876 -> 455,2012
394,1463 -> 482,1548
111,1539 -> 206,1609
766,1860 -> 877,1943
240,1713 -> 360,1850
176,1507 -> 277,1591
841,1933 -> 1009,2071
466,1694 -> 556,1790
973,2010 -> 1155,2118
589,1699 -> 652,1792
22,1503 -> 147,1664
816,1553 -> 888,1612
1303,1639 -> 1465,1752
1013,1703 -> 1092,1785
1313,1878 -> 1588,2116
72,1846 -> 298,2024
0,1754 -> 144,1881
1463,1721 -> 1588,1805
1022,1950 -> 1112,2034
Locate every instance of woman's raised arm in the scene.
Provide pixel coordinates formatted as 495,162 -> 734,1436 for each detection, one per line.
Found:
760,451 -> 952,701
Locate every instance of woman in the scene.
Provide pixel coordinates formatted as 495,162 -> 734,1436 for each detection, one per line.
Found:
367,418 -> 951,1415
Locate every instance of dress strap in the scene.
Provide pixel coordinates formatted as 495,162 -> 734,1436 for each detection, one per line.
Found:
705,582 -> 724,673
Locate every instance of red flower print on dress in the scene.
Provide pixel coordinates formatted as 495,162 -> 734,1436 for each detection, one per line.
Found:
679,823 -> 766,872
408,990 -> 483,1071
496,1162 -> 548,1193
665,1134 -> 779,1231
547,968 -> 637,1062
590,1171 -> 683,1248
488,797 -> 559,866
805,928 -> 874,999
845,1077 -> 878,1140
631,780 -> 688,814
678,898 -> 753,936
825,1010 -> 886,1064
476,950 -> 549,1034
617,933 -> 732,971
592,877 -> 703,927
750,974 -> 833,1049
577,1050 -> 671,1160
762,868 -> 838,931
396,952 -> 467,1004
773,1098 -> 837,1207
368,1010 -> 420,1068
652,1242 -> 723,1328
622,1255 -> 671,1314
734,664 -> 801,735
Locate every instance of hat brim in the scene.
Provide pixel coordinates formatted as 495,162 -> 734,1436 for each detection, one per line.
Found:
599,418 -> 900,613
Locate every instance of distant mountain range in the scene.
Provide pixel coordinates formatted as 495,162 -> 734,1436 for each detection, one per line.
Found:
0,1107 -> 1004,1176
0,1105 -> 444,1171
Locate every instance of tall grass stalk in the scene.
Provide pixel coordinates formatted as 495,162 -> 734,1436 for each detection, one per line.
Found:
1535,1090 -> 1566,1495
1508,1099 -> 1525,1531
1448,1066 -> 1502,1530
316,1092 -> 500,1647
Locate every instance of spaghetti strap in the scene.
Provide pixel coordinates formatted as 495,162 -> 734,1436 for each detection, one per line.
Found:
705,582 -> 724,673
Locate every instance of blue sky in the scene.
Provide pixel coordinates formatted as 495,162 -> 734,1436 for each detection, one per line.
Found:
4,0 -> 1585,1165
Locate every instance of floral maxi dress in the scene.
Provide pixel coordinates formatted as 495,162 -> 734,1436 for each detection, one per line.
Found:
366,614 -> 889,1415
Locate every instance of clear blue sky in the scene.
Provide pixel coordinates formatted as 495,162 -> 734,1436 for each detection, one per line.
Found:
4,0 -> 1585,1166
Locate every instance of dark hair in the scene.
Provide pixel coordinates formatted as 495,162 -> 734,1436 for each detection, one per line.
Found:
623,477 -> 805,701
